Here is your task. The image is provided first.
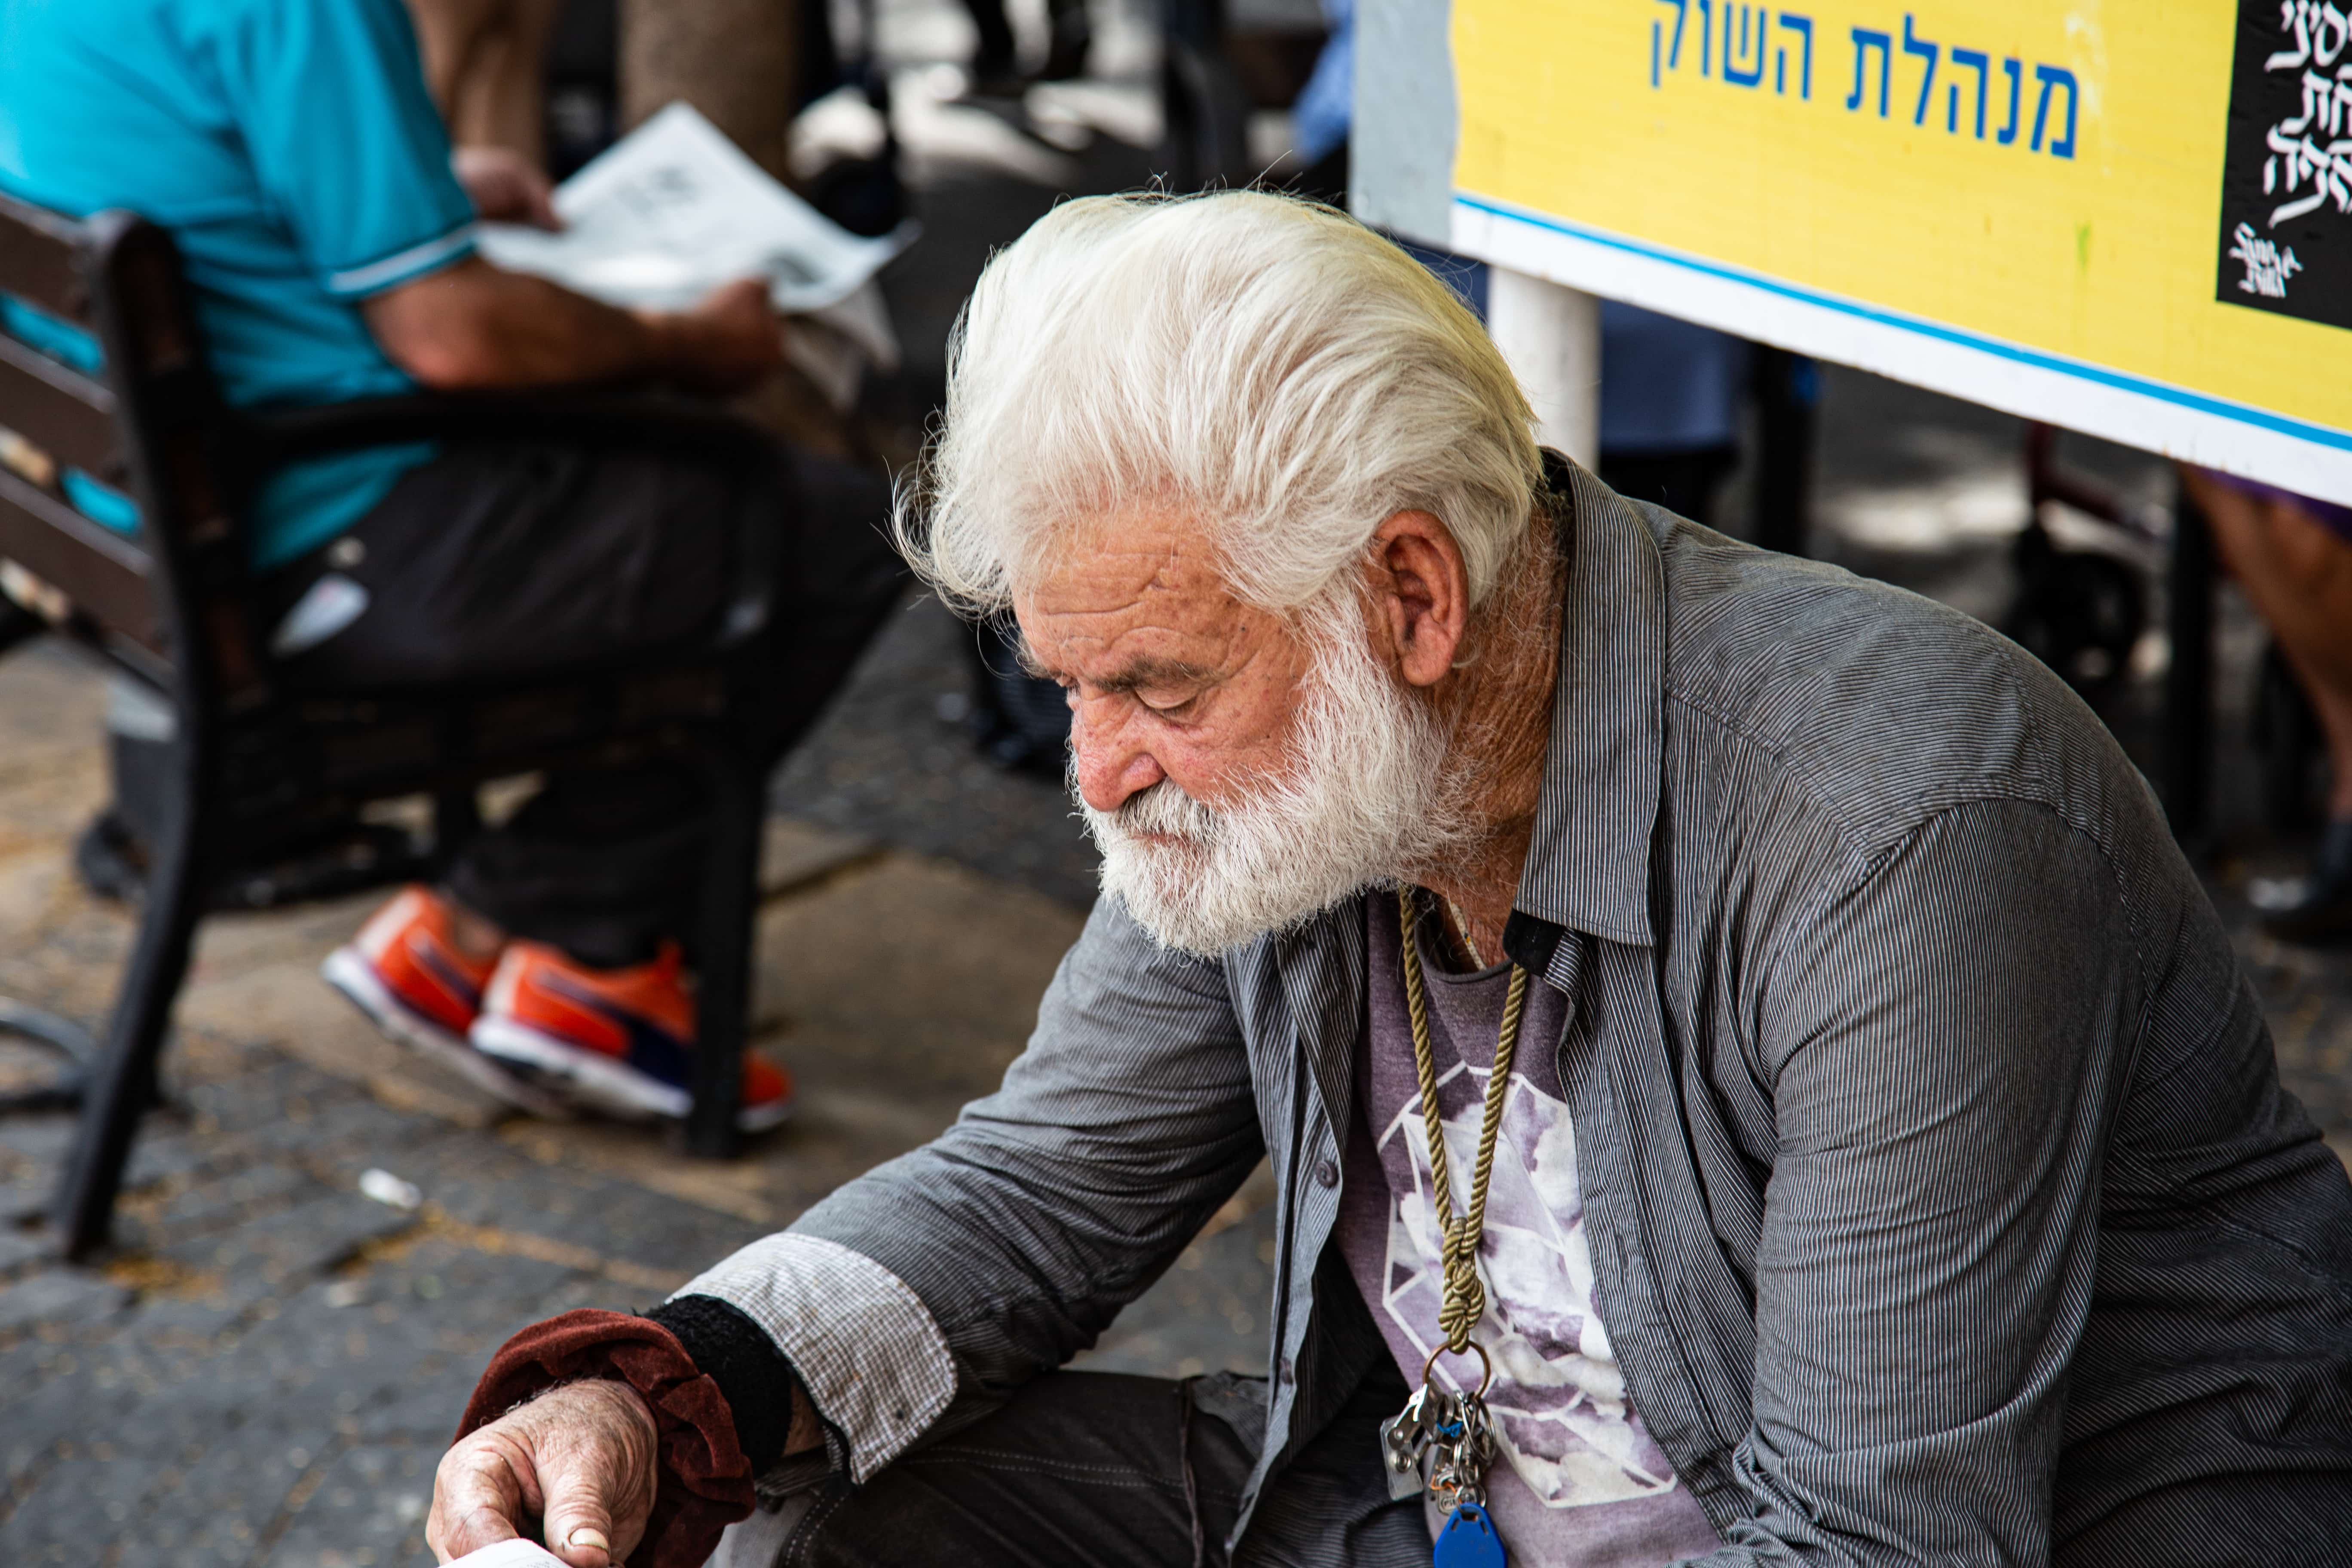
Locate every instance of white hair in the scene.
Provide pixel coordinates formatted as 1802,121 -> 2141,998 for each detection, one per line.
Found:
895,190 -> 1544,619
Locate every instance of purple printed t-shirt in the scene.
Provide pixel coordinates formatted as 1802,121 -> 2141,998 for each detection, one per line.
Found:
1337,893 -> 1721,1565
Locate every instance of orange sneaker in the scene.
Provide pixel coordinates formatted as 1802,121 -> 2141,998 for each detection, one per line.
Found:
322,886 -> 572,1119
469,941 -> 793,1132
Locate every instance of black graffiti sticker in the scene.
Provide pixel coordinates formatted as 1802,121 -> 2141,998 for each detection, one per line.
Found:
2217,1 -> 2352,331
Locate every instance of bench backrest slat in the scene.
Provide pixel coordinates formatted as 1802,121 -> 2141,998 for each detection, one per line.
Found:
0,331 -> 120,481
0,465 -> 156,643
0,193 -> 92,326
0,191 -> 266,704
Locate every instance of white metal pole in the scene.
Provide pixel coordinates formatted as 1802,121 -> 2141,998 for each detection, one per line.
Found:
1486,265 -> 1600,469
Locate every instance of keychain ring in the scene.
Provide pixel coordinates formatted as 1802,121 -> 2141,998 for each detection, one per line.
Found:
1421,1339 -> 1494,1399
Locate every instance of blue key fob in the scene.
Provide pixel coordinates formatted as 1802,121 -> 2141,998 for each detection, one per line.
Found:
1433,1502 -> 1507,1568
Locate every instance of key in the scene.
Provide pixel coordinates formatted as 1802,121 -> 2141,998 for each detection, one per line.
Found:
1431,1501 -> 1507,1568
1457,1394 -> 1498,1471
1383,1441 -> 1427,1501
1379,1386 -> 1433,1500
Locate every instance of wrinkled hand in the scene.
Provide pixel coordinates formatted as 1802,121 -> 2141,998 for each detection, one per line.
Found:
647,277 -> 786,396
453,146 -> 563,230
428,1380 -> 660,1568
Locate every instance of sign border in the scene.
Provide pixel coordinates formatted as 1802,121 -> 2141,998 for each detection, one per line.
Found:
1453,190 -> 2352,508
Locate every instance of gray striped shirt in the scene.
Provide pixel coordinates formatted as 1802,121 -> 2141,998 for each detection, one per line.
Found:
681,461 -> 2352,1563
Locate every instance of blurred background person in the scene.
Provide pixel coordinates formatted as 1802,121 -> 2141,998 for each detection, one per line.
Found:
404,0 -> 567,229
0,0 -> 904,1133
1597,301 -> 1750,533
406,0 -> 567,166
961,0 -> 1091,95
2180,468 -> 2352,945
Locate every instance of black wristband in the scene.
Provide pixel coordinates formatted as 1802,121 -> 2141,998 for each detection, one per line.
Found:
645,1295 -> 804,1473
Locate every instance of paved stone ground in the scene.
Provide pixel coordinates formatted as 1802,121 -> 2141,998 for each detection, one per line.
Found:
4,33 -> 2350,1568
0,603 -> 1282,1567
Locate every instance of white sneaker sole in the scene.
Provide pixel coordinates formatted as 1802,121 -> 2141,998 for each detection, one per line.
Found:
469,1013 -> 791,1134
321,946 -> 574,1122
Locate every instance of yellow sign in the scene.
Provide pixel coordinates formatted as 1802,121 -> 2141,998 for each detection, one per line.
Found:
1444,0 -> 2352,502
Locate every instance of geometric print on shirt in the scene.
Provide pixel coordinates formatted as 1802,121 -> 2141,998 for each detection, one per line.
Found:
1374,1060 -> 1687,1507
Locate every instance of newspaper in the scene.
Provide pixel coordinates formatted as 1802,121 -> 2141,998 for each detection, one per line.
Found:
480,101 -> 910,316
444,1540 -> 567,1568
477,102 -> 912,402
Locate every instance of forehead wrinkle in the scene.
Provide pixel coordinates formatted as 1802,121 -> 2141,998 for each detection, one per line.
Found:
1032,538 -> 1220,617
1021,525 -> 1259,684
1021,607 -> 1273,698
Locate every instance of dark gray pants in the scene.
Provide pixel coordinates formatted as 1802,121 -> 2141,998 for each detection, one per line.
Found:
260,440 -> 905,966
727,1370 -> 1427,1568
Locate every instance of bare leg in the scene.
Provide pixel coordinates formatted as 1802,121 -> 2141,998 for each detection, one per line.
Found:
450,0 -> 564,164
2183,468 -> 2352,816
403,0 -> 511,122
2181,466 -> 2352,941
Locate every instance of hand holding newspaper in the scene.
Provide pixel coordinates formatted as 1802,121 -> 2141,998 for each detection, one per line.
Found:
478,102 -> 912,406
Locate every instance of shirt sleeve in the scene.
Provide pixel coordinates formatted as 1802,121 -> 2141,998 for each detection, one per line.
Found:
666,1234 -> 957,1484
1706,798 -> 2144,1565
207,0 -> 477,297
669,897 -> 1265,1483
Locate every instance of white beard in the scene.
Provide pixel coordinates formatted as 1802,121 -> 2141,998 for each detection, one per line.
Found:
1080,615 -> 1473,957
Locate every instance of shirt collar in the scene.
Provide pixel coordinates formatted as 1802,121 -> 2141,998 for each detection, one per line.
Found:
1506,453 -> 1666,955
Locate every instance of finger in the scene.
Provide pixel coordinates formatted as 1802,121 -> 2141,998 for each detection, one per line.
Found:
428,1445 -> 531,1563
535,1424 -> 636,1568
432,1498 -> 524,1564
540,1473 -> 620,1568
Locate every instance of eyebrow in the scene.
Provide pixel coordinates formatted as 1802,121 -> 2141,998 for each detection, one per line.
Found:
1019,646 -> 1217,695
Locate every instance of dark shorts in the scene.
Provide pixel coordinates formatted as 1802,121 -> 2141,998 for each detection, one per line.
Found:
257,438 -> 905,965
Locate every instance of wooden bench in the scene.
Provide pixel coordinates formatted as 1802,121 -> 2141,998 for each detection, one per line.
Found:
0,190 -> 787,1259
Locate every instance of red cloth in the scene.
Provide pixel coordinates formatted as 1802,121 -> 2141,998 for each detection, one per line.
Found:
457,1309 -> 756,1568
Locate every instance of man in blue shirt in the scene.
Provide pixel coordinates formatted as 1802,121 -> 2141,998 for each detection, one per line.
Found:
1596,302 -> 1750,533
0,0 -> 903,1131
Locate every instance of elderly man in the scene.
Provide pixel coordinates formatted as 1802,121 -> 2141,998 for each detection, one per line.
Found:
426,193 -> 2352,1568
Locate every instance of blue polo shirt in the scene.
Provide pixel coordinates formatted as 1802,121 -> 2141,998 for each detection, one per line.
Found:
0,0 -> 477,569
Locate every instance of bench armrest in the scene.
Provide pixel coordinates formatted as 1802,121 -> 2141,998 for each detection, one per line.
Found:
245,391 -> 777,470
245,393 -> 787,647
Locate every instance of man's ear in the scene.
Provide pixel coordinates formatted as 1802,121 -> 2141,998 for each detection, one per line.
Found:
1369,510 -> 1470,688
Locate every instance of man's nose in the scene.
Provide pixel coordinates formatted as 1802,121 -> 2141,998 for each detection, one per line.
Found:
1071,702 -> 1165,813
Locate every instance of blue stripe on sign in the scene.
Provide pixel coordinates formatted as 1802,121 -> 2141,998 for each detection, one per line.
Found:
1454,190 -> 2352,457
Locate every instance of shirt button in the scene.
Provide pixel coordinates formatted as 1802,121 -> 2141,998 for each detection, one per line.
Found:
1278,1357 -> 1296,1385
1314,1158 -> 1339,1188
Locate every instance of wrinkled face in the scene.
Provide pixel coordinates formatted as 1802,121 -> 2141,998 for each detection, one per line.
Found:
1014,509 -> 1465,955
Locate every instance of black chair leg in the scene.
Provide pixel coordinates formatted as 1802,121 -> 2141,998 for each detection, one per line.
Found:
682,753 -> 762,1158
51,785 -> 208,1260
432,786 -> 482,874
1752,346 -> 1816,558
2163,481 -> 2216,847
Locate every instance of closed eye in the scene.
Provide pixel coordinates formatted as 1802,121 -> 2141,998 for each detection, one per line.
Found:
1135,686 -> 1202,716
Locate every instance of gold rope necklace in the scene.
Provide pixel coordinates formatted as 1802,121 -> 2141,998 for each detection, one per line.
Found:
1381,890 -> 1523,1567
1398,888 -> 1527,1360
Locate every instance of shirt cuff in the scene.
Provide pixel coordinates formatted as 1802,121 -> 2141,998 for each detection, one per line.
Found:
669,1233 -> 955,1483
643,1294 -> 802,1474
322,220 -> 480,298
